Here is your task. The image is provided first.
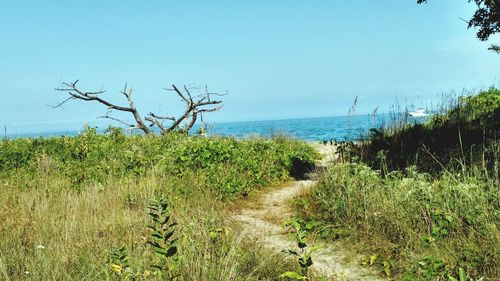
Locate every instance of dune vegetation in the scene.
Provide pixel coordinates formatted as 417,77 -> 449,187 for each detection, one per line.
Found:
295,88 -> 500,280
0,131 -> 318,280
0,88 -> 498,280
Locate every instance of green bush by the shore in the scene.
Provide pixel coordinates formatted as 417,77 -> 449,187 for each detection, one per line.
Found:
360,87 -> 500,175
0,128 -> 318,200
296,88 -> 499,280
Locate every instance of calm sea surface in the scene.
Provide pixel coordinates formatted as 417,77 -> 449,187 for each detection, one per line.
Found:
205,114 -> 388,141
6,114 -> 424,141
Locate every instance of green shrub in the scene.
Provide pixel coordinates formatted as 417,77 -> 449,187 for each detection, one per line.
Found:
0,131 -> 315,280
359,88 -> 500,174
296,163 -> 499,279
0,130 -> 318,199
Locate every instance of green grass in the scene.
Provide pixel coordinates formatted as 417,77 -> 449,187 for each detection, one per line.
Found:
359,87 -> 500,175
0,128 -> 318,200
295,88 -> 500,280
0,131 -> 317,280
295,163 -> 499,280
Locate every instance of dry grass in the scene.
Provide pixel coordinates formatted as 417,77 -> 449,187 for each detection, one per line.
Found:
297,163 -> 500,280
0,133 -> 320,280
0,171 -> 293,280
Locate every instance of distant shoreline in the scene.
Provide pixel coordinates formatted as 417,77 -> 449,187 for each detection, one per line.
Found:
2,113 -> 406,142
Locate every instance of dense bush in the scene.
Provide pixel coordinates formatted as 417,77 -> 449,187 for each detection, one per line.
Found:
291,89 -> 500,280
360,88 -> 500,175
0,130 -> 315,279
0,128 -> 318,199
296,163 -> 499,280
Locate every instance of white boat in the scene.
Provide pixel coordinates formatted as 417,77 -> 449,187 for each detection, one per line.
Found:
408,108 -> 429,117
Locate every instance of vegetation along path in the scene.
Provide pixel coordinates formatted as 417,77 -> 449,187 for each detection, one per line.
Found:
230,144 -> 384,280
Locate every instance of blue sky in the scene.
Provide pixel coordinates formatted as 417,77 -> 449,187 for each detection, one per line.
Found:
0,1 -> 499,134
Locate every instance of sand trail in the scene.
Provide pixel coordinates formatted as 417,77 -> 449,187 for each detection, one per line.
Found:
230,144 -> 384,280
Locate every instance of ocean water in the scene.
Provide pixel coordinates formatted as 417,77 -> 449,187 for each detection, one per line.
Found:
5,114 -> 410,141
205,114 -> 389,141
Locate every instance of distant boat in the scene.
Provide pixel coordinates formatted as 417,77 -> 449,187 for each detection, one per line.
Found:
408,108 -> 429,117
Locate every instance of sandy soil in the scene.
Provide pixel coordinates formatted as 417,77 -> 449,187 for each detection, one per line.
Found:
230,143 -> 385,280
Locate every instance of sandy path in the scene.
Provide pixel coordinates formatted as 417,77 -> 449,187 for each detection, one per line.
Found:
230,144 -> 384,280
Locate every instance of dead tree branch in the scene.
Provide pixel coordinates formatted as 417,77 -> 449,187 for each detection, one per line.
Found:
159,84 -> 225,133
98,112 -> 136,128
54,80 -> 224,135
55,80 -> 153,135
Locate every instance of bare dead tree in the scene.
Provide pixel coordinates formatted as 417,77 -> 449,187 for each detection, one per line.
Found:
53,80 -> 225,135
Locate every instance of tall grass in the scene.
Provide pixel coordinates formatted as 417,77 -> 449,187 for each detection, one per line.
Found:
0,171 -> 296,280
295,88 -> 500,280
0,131 -> 315,280
359,87 -> 500,175
296,163 -> 499,280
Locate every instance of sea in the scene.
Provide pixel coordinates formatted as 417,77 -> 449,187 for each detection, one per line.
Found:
4,113 -> 425,142
204,114 -> 387,141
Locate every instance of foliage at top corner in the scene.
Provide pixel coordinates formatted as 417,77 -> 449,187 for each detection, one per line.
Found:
418,0 -> 500,42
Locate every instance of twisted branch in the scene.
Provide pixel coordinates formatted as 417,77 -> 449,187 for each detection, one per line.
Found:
54,80 -> 224,135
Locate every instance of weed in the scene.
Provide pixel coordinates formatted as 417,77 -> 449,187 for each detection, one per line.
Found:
109,246 -> 131,279
295,163 -> 499,279
281,221 -> 323,280
295,89 -> 499,279
0,133 -> 312,279
146,197 -> 179,279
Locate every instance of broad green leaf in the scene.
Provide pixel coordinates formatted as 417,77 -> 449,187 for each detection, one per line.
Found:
279,271 -> 306,280
161,215 -> 170,225
151,231 -> 163,239
166,245 -> 178,257
154,247 -> 167,257
459,268 -> 467,281
164,230 -> 175,242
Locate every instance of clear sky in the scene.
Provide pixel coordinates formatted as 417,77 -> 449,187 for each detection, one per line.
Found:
0,1 -> 499,134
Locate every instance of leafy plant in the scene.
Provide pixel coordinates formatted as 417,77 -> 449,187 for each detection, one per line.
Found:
295,162 -> 499,279
357,87 -> 500,174
0,133 -> 317,200
147,197 -> 180,279
105,197 -> 181,280
430,211 -> 454,239
448,267 -> 484,281
402,256 -> 446,281
109,246 -> 131,279
0,133 -> 313,279
281,221 -> 322,280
